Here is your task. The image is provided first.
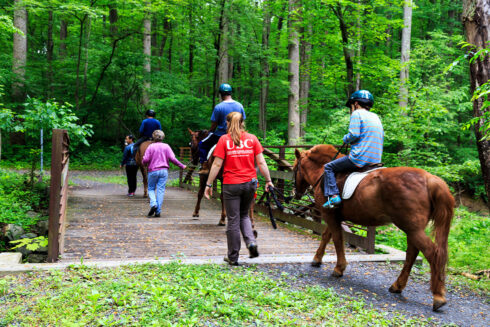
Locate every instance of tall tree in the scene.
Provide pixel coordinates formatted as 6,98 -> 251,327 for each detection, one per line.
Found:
47,10 -> 54,98
142,2 -> 152,107
299,22 -> 312,137
259,0 -> 271,139
59,20 -> 68,58
12,0 -> 27,102
288,0 -> 300,145
462,0 -> 490,204
399,0 -> 413,109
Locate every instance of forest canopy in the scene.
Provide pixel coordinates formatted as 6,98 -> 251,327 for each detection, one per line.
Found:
0,0 -> 487,200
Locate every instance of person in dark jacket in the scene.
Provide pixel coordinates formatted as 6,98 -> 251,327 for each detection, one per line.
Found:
134,110 -> 162,150
120,135 -> 138,197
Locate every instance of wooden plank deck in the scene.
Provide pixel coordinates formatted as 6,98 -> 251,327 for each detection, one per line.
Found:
61,177 -> 356,262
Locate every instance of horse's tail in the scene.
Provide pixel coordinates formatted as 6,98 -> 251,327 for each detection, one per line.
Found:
427,174 -> 454,292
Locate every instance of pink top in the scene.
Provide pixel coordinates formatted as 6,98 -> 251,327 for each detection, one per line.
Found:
142,142 -> 186,172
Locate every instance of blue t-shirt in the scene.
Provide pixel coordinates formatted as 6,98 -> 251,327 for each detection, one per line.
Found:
139,118 -> 162,138
210,101 -> 246,136
342,109 -> 384,167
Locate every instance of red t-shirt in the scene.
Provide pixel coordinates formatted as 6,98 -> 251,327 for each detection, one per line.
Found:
213,132 -> 264,184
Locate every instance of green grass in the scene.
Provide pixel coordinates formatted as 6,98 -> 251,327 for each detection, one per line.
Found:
0,263 -> 432,326
75,173 -> 128,185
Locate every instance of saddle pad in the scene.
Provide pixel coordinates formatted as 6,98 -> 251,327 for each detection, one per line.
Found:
207,144 -> 217,161
342,167 -> 385,200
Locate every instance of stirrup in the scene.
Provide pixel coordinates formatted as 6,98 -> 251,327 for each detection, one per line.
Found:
323,195 -> 341,208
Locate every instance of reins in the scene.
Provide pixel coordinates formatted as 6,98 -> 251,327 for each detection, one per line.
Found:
264,186 -> 283,229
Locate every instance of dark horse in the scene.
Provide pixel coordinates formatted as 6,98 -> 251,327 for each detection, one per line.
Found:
188,128 -> 256,234
134,141 -> 152,197
293,145 -> 454,311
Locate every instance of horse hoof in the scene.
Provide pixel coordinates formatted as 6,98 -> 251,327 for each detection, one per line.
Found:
218,222 -> 225,226
311,261 -> 322,267
432,296 -> 447,311
389,285 -> 402,294
253,230 -> 258,238
331,270 -> 343,278
193,213 -> 199,217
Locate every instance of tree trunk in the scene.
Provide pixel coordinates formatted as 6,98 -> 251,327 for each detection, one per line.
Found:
189,6 -> 194,76
331,4 -> 355,97
82,17 -> 91,106
158,19 -> 171,70
288,0 -> 300,145
12,0 -> 27,102
399,0 -> 413,109
462,0 -> 490,205
218,13 -> 229,85
259,0 -> 271,139
47,10 -> 54,98
59,20 -> 68,58
299,22 -> 312,138
355,0 -> 362,91
212,0 -> 227,109
109,6 -> 118,37
75,15 -> 87,111
142,4 -> 151,107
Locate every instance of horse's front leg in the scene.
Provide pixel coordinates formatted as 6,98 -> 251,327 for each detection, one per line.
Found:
389,241 -> 419,293
193,174 -> 206,217
312,225 -> 332,267
326,212 -> 347,277
218,186 -> 226,226
249,199 -> 257,238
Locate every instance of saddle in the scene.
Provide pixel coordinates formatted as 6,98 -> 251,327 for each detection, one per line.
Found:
336,163 -> 385,200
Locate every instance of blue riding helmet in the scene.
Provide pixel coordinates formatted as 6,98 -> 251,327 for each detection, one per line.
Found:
346,90 -> 374,108
219,83 -> 233,95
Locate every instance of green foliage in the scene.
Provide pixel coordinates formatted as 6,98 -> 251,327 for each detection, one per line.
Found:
70,144 -> 122,170
10,236 -> 48,251
20,98 -> 94,147
0,263 -> 431,325
0,169 -> 48,229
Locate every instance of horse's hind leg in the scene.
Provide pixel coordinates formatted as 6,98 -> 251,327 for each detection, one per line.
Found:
407,230 -> 446,311
141,166 -> 148,198
389,241 -> 419,293
249,200 -> 257,238
311,226 -> 332,267
218,188 -> 226,226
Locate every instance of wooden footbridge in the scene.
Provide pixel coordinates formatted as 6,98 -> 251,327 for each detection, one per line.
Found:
46,130 -> 376,263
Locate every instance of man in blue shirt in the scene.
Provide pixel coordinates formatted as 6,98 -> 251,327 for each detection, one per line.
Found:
120,135 -> 138,197
198,83 -> 245,174
323,90 -> 384,208
134,110 -> 162,150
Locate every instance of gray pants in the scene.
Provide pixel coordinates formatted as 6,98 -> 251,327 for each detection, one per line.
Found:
223,180 -> 257,262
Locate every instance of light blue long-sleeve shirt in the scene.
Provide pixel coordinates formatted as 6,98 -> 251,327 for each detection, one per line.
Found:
343,109 -> 384,167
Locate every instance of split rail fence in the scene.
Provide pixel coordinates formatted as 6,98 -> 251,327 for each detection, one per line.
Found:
179,145 -> 376,254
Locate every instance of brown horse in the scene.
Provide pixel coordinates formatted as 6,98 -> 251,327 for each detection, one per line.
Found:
134,141 -> 152,197
188,129 -> 257,235
293,144 -> 454,311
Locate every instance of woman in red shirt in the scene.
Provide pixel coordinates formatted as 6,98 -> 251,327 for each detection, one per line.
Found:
204,112 -> 273,266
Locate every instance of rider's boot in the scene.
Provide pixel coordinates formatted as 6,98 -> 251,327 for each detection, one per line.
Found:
323,195 -> 342,208
198,161 -> 210,174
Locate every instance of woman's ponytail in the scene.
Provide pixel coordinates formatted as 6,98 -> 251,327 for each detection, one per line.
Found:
226,112 -> 244,146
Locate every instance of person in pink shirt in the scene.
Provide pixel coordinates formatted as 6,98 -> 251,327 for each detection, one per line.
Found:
142,130 -> 186,217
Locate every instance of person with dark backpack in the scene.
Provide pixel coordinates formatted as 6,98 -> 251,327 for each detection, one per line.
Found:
120,135 -> 138,197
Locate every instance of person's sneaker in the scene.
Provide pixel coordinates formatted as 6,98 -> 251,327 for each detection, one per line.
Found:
248,243 -> 259,258
223,257 -> 241,266
198,161 -> 210,174
128,193 -> 134,197
323,195 -> 342,208
154,212 -> 161,218
147,206 -> 157,217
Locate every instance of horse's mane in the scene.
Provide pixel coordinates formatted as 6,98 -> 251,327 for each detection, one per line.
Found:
306,144 -> 342,164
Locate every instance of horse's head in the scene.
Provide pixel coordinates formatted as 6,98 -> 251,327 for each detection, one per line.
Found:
188,128 -> 209,165
293,149 -> 312,199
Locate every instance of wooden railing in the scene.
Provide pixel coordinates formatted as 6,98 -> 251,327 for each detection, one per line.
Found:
47,129 -> 70,262
178,144 -> 376,254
